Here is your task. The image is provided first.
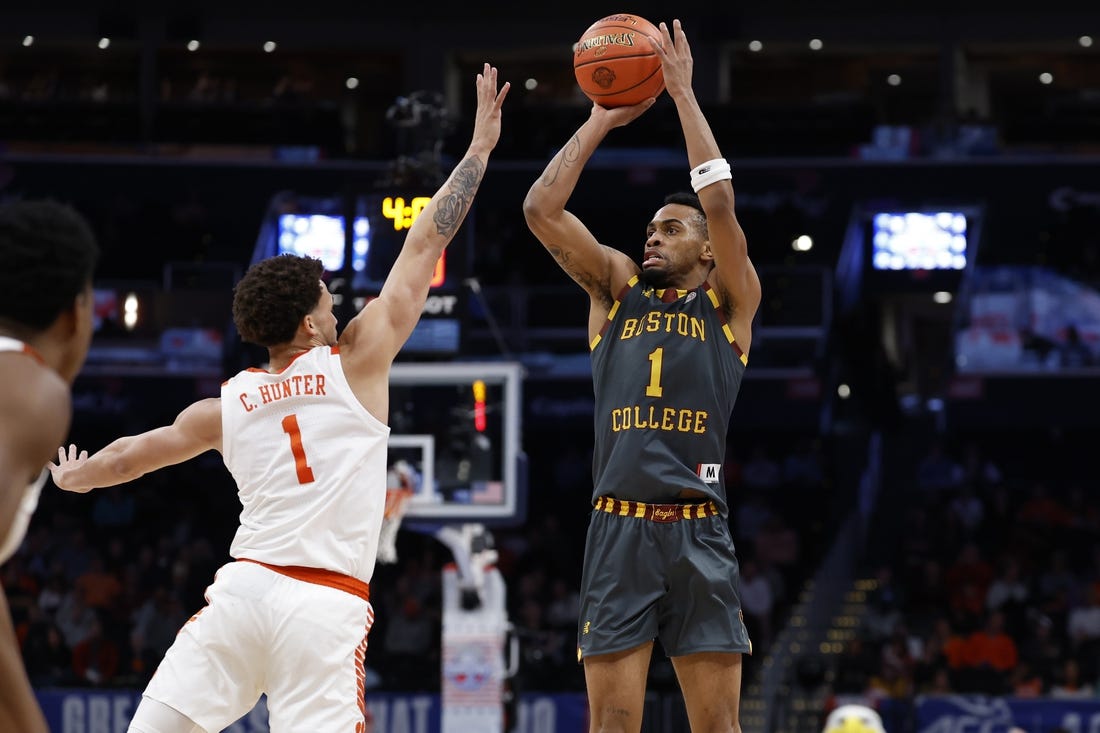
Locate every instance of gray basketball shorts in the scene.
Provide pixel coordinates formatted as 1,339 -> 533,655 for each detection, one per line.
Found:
576,499 -> 753,661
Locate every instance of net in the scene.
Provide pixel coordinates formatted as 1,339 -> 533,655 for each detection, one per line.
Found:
377,460 -> 416,564
378,487 -> 414,564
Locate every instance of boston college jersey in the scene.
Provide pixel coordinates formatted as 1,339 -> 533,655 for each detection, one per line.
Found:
221,345 -> 389,583
0,336 -> 50,564
589,277 -> 746,515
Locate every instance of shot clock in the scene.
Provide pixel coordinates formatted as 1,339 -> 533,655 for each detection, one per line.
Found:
266,190 -> 467,354
377,195 -> 445,287
381,196 -> 431,231
365,191 -> 462,354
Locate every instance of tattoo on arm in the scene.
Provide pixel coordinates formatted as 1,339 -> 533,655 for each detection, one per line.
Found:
547,244 -> 612,309
547,245 -> 590,287
434,157 -> 484,237
540,134 -> 581,187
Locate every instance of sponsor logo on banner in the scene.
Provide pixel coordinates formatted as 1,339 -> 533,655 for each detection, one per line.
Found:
38,689 -> 590,733
913,695 -> 1100,733
917,696 -> 1014,733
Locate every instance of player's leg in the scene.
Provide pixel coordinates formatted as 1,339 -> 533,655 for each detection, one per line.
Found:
137,562 -> 269,733
583,642 -> 654,733
264,577 -> 374,732
658,515 -> 752,733
669,651 -> 744,733
127,698 -> 204,733
577,509 -> 665,733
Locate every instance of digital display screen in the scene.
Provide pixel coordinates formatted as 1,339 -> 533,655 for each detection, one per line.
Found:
277,214 -> 369,273
871,211 -> 968,271
403,318 -> 461,354
92,289 -> 119,333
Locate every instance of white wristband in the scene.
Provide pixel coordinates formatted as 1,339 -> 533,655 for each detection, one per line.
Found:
690,158 -> 732,192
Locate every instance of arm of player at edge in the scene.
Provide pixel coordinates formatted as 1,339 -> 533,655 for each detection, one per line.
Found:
340,64 -> 509,363
523,86 -> 655,338
653,19 -> 761,342
48,397 -> 223,493
0,366 -> 64,733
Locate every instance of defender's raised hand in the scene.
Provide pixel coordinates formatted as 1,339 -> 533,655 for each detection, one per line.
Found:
470,63 -> 510,153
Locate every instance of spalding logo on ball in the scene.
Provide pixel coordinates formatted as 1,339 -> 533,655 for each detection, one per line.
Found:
573,13 -> 665,108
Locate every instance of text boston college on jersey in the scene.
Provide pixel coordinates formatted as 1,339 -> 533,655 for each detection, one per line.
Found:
237,372 -> 328,412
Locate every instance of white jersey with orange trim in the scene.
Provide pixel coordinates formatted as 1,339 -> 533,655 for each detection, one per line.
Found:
0,336 -> 50,565
221,345 -> 389,583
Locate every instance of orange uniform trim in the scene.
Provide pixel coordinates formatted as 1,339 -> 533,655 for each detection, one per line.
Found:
244,345 -> 338,375
354,607 -> 374,731
238,558 -> 370,601
20,343 -> 46,365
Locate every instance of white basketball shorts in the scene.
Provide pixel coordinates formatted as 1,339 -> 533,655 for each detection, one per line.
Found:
142,559 -> 375,732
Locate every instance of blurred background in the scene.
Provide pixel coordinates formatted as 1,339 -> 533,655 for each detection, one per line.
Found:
2,1 -> 1099,731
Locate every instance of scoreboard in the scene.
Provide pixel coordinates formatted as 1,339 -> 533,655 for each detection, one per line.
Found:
271,190 -> 468,356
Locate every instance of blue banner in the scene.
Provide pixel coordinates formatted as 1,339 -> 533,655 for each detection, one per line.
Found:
35,689 -> 589,733
914,695 -> 1100,733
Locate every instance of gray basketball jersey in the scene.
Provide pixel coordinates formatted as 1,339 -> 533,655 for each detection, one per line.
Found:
589,276 -> 747,514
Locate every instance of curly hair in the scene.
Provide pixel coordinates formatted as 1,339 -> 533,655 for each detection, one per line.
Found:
232,254 -> 325,347
0,199 -> 99,332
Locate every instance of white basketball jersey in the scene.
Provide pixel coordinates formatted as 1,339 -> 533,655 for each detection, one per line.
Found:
0,336 -> 49,564
221,345 -> 390,583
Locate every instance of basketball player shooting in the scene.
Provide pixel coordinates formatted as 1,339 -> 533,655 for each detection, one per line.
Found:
49,65 -> 508,733
523,20 -> 761,733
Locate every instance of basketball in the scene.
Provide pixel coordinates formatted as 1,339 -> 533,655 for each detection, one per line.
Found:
573,14 -> 665,108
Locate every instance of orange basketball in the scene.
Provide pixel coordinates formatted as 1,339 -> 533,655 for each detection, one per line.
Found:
573,13 -> 665,108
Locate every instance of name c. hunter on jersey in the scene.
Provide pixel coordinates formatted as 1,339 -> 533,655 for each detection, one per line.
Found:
237,373 -> 328,412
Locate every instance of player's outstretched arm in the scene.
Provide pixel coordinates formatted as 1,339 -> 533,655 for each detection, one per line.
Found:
49,398 -> 222,493
654,20 -> 761,338
339,64 -> 508,363
523,99 -> 652,321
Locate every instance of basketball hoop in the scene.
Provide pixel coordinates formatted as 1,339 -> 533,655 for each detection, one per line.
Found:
377,486 -> 413,564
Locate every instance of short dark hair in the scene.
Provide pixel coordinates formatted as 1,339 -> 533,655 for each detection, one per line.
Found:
232,254 -> 325,347
0,199 -> 100,332
663,191 -> 708,235
664,191 -> 704,215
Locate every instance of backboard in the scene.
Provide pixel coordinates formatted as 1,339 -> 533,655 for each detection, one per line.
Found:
387,362 -> 526,526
